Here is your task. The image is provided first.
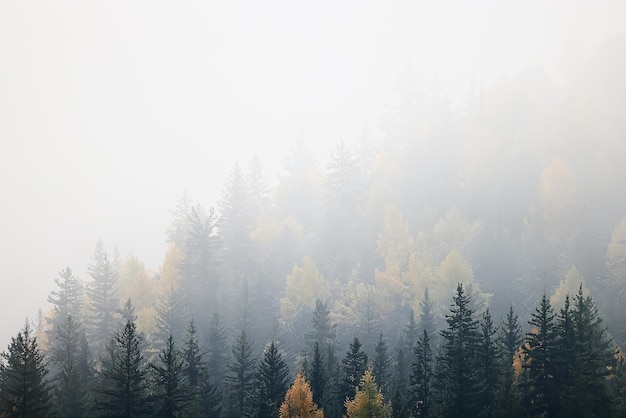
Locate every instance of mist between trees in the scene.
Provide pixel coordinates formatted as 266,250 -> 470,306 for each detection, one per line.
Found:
3,34 -> 626,418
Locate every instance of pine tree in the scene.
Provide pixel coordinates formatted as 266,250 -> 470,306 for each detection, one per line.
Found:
179,205 -> 221,323
345,369 -> 392,418
560,285 -> 615,417
47,267 -> 84,351
391,342 -> 410,418
225,330 -> 257,417
153,286 -> 187,350
279,372 -> 324,418
340,337 -> 368,412
51,314 -> 91,418
410,330 -> 433,418
307,299 -> 337,350
205,312 -> 229,385
371,333 -> 392,398
256,340 -> 290,418
166,192 -> 192,249
404,309 -> 419,356
149,335 -> 193,418
0,322 -> 52,417
435,283 -> 481,418
85,240 -> 120,358
93,320 -> 150,417
119,297 -> 137,325
495,306 -> 522,418
419,287 -> 436,343
182,320 -> 204,389
521,294 -> 559,418
307,341 -> 326,408
477,309 -> 498,418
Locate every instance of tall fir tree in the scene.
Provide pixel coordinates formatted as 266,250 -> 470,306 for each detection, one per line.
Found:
85,240 -> 120,359
205,312 -> 229,385
93,320 -> 150,418
307,299 -> 337,350
256,340 -> 290,418
521,294 -> 559,418
340,337 -> 368,414
307,341 -> 326,408
225,330 -> 257,417
153,286 -> 187,351
371,333 -> 392,399
46,267 -> 84,353
0,322 -> 52,417
179,205 -> 221,323
435,283 -> 481,418
149,335 -> 193,418
477,309 -> 498,418
495,305 -> 522,418
410,329 -> 433,418
51,314 -> 91,418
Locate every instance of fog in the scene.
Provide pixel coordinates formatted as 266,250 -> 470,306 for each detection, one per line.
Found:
0,0 -> 625,351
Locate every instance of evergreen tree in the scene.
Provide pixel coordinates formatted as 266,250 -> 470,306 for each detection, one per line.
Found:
521,294 -> 559,418
560,285 -> 615,417
119,297 -> 137,325
225,330 -> 257,417
256,340 -> 290,418
179,205 -> 221,323
149,335 -> 192,418
182,320 -> 204,389
166,192 -> 192,249
410,330 -> 433,418
307,299 -> 337,350
477,309 -> 498,418
307,341 -> 326,408
85,240 -> 120,358
0,322 -> 52,417
435,283 -> 481,418
345,369 -> 392,418
93,320 -> 149,417
404,309 -> 419,356
419,287 -> 436,343
391,342 -> 410,418
205,312 -> 229,385
153,286 -> 187,350
495,306 -> 522,418
371,333 -> 392,398
51,314 -> 91,418
279,372 -> 324,418
47,267 -> 84,351
340,337 -> 368,412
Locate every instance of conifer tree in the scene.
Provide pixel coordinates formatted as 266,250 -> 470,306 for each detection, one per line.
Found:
85,240 -> 120,358
93,320 -> 149,417
410,329 -> 433,418
0,322 -> 52,417
345,369 -> 391,418
521,294 -> 559,418
153,286 -> 187,350
256,340 -> 290,418
307,299 -> 337,350
477,309 -> 498,418
307,341 -> 326,408
119,297 -> 137,325
51,314 -> 91,418
435,283 -> 481,418
279,372 -> 324,418
47,267 -> 84,350
149,335 -> 192,418
205,312 -> 229,384
419,287 -> 436,343
371,333 -> 392,398
495,306 -> 522,418
391,342 -> 410,418
225,330 -> 257,417
404,309 -> 419,356
340,337 -> 367,412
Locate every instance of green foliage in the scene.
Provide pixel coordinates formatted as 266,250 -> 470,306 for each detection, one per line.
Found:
149,335 -> 192,418
371,334 -> 392,398
225,330 -> 256,417
410,330 -> 433,418
93,320 -> 149,417
256,340 -> 290,418
0,322 -> 52,417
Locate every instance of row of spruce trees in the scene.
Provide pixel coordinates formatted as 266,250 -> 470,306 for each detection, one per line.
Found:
1,280 -> 625,417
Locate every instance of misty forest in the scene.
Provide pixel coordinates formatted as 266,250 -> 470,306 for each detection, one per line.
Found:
4,28 -> 626,418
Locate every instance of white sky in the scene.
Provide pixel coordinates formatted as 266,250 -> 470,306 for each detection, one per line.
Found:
0,0 -> 624,348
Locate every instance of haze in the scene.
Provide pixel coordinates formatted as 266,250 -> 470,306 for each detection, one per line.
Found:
1,0 -> 624,350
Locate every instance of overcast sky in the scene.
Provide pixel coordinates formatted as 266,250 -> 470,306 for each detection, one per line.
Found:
0,0 -> 624,348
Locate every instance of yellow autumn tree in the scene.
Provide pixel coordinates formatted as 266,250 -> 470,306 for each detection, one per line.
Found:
280,373 -> 324,418
280,257 -> 331,324
550,266 -> 587,307
345,369 -> 392,418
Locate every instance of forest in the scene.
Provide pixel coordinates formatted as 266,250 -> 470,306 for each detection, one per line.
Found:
2,34 -> 626,418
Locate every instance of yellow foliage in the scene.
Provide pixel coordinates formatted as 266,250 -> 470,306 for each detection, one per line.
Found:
118,254 -> 157,311
376,205 -> 414,273
607,218 -> 626,278
159,244 -> 184,291
550,266 -> 587,307
280,257 -> 330,324
433,208 -> 480,255
280,373 -> 324,418
538,157 -> 581,242
345,369 -> 392,418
